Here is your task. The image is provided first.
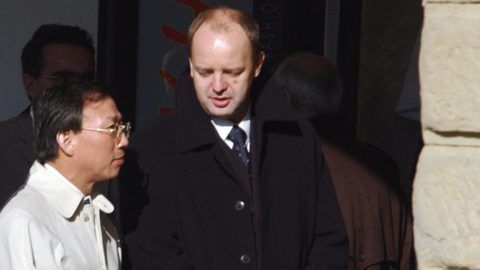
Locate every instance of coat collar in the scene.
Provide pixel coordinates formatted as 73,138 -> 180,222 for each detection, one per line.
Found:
26,161 -> 114,219
174,73 -> 218,152
173,71 -> 299,153
250,76 -> 299,123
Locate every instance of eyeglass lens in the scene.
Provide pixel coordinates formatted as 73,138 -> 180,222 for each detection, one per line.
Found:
115,122 -> 131,141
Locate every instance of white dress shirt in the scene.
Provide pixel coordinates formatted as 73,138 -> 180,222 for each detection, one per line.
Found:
211,108 -> 251,151
0,161 -> 121,270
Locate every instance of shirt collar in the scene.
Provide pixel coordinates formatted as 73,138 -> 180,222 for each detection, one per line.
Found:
211,107 -> 251,147
27,161 -> 114,218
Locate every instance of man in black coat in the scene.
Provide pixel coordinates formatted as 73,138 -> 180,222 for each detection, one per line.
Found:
120,6 -> 347,270
0,24 -> 95,207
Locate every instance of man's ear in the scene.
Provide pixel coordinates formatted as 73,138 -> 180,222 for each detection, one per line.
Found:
56,131 -> 76,157
254,51 -> 266,78
22,73 -> 38,102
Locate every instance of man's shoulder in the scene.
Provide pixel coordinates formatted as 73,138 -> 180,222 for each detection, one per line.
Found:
262,115 -> 320,146
130,114 -> 176,152
0,109 -> 31,138
0,109 -> 34,164
0,185 -> 48,224
0,115 -> 22,129
135,113 -> 175,137
320,138 -> 402,197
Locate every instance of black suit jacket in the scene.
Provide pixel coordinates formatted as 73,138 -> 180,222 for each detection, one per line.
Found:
120,75 -> 348,270
0,108 -> 35,207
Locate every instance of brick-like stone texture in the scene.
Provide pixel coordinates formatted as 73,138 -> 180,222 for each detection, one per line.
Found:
423,129 -> 480,147
424,0 -> 480,3
414,145 -> 480,268
420,4 -> 480,134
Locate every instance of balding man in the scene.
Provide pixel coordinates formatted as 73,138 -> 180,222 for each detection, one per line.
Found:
121,7 -> 347,270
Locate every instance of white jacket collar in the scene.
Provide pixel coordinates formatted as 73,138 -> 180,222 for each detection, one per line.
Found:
27,161 -> 114,218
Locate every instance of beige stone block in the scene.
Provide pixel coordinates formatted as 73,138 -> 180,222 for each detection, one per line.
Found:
424,0 -> 480,4
420,4 -> 480,133
423,129 -> 480,147
413,145 -> 480,268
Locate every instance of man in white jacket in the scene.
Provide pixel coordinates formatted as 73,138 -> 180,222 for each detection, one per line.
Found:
0,81 -> 129,269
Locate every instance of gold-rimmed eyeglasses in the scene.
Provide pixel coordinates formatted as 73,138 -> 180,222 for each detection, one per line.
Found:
82,121 -> 131,143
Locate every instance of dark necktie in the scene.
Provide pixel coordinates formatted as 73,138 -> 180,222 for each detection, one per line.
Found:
227,125 -> 249,166
84,197 -> 91,204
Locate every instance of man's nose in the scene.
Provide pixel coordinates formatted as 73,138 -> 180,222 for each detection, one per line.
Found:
212,73 -> 227,92
117,132 -> 129,148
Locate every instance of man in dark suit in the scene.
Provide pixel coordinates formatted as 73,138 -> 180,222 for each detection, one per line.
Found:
120,6 -> 347,270
273,52 -> 415,269
0,24 -> 95,207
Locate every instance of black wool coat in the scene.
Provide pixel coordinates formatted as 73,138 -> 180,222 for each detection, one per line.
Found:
120,75 -> 348,270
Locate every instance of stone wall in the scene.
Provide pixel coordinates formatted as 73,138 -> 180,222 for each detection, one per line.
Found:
414,2 -> 480,269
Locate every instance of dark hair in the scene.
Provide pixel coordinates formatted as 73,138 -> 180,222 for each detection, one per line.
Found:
187,6 -> 263,66
33,81 -> 111,163
273,52 -> 343,118
21,24 -> 95,77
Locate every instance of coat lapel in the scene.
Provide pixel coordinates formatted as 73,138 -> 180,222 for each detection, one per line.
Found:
250,78 -> 300,175
210,143 -> 239,182
173,70 -> 302,187
174,71 -> 240,183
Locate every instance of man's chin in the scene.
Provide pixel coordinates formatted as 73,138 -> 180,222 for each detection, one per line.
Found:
99,170 -> 120,182
207,109 -> 232,120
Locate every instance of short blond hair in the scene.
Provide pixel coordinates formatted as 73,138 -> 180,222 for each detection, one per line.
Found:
187,6 -> 262,65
